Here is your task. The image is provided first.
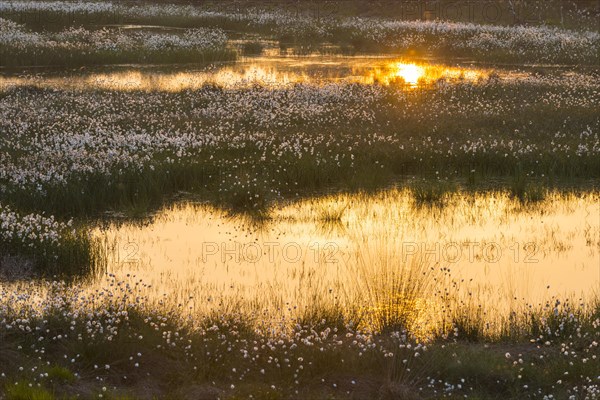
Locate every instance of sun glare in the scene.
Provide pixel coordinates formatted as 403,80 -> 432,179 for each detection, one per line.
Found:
394,63 -> 425,86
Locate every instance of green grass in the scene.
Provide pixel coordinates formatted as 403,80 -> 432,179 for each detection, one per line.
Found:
0,220 -> 101,278
2,1 -> 598,64
0,293 -> 597,399
4,0 -> 599,33
2,81 -> 598,220
0,46 -> 237,68
5,382 -> 54,400
45,365 -> 76,385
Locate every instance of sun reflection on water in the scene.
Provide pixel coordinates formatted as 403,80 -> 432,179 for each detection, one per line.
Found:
0,58 -> 492,92
394,63 -> 426,86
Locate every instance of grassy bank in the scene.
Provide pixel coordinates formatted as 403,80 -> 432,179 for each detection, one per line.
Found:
0,19 -> 236,67
0,277 -> 598,399
1,77 -> 598,218
0,204 -> 101,278
1,1 -> 598,64
3,0 -> 599,30
0,46 -> 237,68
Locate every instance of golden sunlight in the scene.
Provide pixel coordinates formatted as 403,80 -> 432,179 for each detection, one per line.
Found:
394,63 -> 425,86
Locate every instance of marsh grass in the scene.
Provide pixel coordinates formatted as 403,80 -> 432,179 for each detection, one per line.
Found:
351,245 -> 438,334
4,382 -> 54,400
294,305 -> 350,333
2,81 -> 598,219
0,46 -> 237,68
0,222 -> 101,278
410,181 -> 455,208
510,167 -> 548,204
8,161 -> 216,217
0,280 -> 597,399
5,0 -> 599,32
45,365 -> 76,385
316,201 -> 347,224
241,41 -> 264,56
448,305 -> 490,343
3,1 -> 598,63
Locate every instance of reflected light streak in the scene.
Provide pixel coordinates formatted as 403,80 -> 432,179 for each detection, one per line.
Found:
0,58 -> 490,92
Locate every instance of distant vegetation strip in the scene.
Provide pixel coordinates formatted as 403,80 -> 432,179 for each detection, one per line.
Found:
1,1 -> 599,64
0,17 -> 236,67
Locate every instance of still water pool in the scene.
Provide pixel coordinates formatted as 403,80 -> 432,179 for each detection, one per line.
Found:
92,190 -> 600,334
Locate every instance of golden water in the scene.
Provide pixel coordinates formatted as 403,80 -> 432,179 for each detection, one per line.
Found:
0,56 -> 497,91
92,190 -> 600,334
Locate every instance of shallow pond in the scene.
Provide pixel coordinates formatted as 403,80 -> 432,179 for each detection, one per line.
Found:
2,53 -> 597,92
91,190 -> 600,334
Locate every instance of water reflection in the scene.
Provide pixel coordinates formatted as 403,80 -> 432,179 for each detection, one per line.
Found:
0,57 -> 494,91
392,63 -> 425,85
93,190 -> 600,334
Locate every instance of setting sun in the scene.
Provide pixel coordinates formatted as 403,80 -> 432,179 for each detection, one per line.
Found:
394,63 -> 425,85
